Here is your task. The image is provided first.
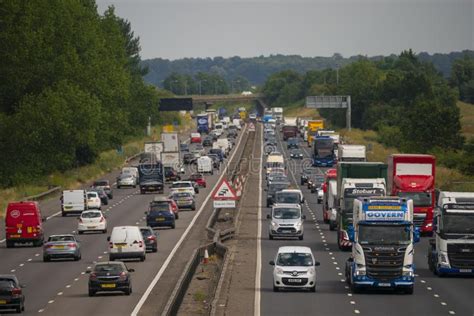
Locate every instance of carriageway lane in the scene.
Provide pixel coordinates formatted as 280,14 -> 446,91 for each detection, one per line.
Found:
0,129 -> 247,315
258,129 -> 474,316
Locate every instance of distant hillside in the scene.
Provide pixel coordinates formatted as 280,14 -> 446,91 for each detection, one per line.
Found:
141,50 -> 474,87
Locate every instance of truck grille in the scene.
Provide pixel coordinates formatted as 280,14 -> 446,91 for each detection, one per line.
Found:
413,213 -> 426,228
447,244 -> 474,269
364,246 -> 404,280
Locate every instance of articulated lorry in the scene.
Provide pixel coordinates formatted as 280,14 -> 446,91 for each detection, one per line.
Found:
345,196 -> 419,294
428,191 -> 474,276
271,107 -> 283,122
388,154 -> 436,234
338,145 -> 367,162
282,117 -> 298,140
336,162 -> 388,250
312,136 -> 335,167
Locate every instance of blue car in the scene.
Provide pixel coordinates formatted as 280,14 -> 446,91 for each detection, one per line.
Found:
146,206 -> 176,229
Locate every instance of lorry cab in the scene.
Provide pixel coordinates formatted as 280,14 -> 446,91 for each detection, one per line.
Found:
5,201 -> 45,247
428,192 -> 474,276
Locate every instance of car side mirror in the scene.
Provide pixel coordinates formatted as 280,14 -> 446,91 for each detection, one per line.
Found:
266,214 -> 271,219
269,260 -> 275,266
128,268 -> 135,273
314,261 -> 320,266
413,227 -> 421,243
302,215 -> 306,220
347,225 -> 355,242
107,236 -> 110,242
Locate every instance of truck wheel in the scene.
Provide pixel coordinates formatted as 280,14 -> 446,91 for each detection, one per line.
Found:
62,211 -> 66,217
6,241 -> 14,248
329,221 -> 336,231
140,190 -> 145,194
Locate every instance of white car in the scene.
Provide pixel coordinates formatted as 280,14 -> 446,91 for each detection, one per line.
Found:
78,210 -> 107,234
170,181 -> 197,196
270,246 -> 320,292
86,191 -> 101,209
267,204 -> 305,240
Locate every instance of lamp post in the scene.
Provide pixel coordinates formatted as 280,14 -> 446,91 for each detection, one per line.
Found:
198,80 -> 207,95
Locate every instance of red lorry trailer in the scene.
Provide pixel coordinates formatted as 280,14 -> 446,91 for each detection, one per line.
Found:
388,154 -> 436,234
282,126 -> 298,141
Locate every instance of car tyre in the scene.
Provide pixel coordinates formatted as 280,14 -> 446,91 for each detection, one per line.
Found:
6,240 -> 14,248
43,256 -> 50,262
78,231 -> 83,235
117,185 -> 121,189
140,255 -> 145,262
299,235 -> 304,241
192,205 -> 196,211
310,285 -> 316,293
102,229 -> 107,234
175,213 -> 179,219
88,289 -> 95,297
273,285 -> 279,292
153,246 -> 158,253
269,234 -> 274,240
171,223 -> 176,229
403,286 -> 414,295
16,305 -> 22,313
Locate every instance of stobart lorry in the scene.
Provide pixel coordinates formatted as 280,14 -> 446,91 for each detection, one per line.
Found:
345,197 -> 419,294
336,162 -> 388,251
388,154 -> 436,234
428,192 -> 474,276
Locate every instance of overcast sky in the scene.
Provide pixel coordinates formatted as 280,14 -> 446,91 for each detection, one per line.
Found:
96,0 -> 473,60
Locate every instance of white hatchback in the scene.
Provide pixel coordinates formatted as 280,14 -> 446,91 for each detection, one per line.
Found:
86,191 -> 101,209
270,246 -> 320,292
78,210 -> 107,234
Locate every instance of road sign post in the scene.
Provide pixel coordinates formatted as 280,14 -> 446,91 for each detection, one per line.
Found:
212,178 -> 238,208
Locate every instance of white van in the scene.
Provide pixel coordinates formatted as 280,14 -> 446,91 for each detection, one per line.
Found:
197,156 -> 213,174
214,124 -> 224,136
232,118 -> 242,130
265,154 -> 285,176
61,190 -> 87,217
108,226 -> 146,261
121,167 -> 139,182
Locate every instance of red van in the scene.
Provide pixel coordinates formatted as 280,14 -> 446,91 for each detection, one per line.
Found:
5,201 -> 45,248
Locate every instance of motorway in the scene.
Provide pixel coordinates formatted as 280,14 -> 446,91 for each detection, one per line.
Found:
0,126 -> 248,315
256,125 -> 474,316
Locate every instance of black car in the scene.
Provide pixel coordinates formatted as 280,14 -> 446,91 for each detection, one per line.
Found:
202,137 -> 213,147
266,181 -> 290,207
287,137 -> 299,149
207,154 -> 221,169
90,188 -> 109,205
164,167 -> 181,182
0,275 -> 25,313
87,262 -> 134,296
227,129 -> 238,139
139,227 -> 158,253
92,180 -> 113,199
183,153 -> 196,165
180,143 -> 189,152
209,149 -> 224,162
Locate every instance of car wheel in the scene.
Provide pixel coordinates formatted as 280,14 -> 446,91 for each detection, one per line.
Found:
269,234 -> 274,240
6,241 -> 14,248
62,211 -> 67,217
403,286 -> 414,295
153,246 -> 158,253
192,206 -> 196,211
22,303 -> 25,311
273,285 -> 279,292
78,231 -> 83,235
43,256 -> 50,262
74,254 -> 81,261
133,185 -> 137,188
310,285 -> 316,292
172,223 -> 176,229
140,255 -> 145,262
175,213 -> 179,219
16,305 -> 22,313
299,235 -> 304,241
102,229 -> 107,233
140,190 -> 145,194
88,289 -> 96,297
117,185 -> 121,189
350,282 -> 360,294
109,256 -> 114,261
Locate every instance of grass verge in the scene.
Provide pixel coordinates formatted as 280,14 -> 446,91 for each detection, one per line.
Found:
458,101 -> 474,139
0,115 -> 194,218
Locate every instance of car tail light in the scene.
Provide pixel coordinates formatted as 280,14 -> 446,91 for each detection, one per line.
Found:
45,244 -> 54,249
11,288 -> 22,297
139,241 -> 143,248
147,235 -> 156,241
68,243 -> 76,248
89,273 -> 97,281
78,218 -> 83,223
109,242 -> 113,249
118,271 -> 127,281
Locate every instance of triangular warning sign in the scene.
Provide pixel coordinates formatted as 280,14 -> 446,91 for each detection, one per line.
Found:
212,178 -> 238,200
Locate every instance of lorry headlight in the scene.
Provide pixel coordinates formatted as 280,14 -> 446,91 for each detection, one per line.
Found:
295,222 -> 302,229
402,270 -> 414,277
439,253 -> 449,264
355,270 -> 366,276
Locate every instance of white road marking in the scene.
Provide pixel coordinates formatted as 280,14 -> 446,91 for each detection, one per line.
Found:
420,279 -> 426,283
434,294 -> 440,298
48,300 -> 54,304
35,253 -> 40,256
74,278 -> 79,282
336,267 -> 340,270
427,287 -> 432,290
132,124 -> 249,316
354,310 -> 360,314
347,293 -> 353,297
441,302 -> 447,306
19,263 -> 24,267
350,301 -> 356,305
254,123 -> 263,316
449,311 -> 456,314
39,309 -> 45,313
57,292 -> 63,296
66,285 -> 71,288
10,269 -> 15,272
27,258 -> 32,262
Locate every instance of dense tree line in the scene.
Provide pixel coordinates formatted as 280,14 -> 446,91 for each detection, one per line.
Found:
0,1 -> 167,187
262,50 -> 473,175
142,51 -> 474,87
162,72 -> 250,95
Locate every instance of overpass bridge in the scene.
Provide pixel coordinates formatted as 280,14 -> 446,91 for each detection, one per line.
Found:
190,93 -> 266,115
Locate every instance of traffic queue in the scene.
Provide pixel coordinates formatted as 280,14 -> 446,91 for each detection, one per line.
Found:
1,109 -> 245,312
263,108 -> 474,295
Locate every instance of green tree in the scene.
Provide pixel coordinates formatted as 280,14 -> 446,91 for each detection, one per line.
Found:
450,55 -> 474,102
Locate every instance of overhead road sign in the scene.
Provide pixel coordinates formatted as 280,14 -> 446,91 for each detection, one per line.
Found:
306,95 -> 351,130
159,98 -> 193,111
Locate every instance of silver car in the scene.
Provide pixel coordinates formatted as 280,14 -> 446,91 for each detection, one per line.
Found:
43,234 -> 81,262
267,204 -> 305,240
117,173 -> 137,188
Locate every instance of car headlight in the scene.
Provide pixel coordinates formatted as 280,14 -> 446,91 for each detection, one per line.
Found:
271,222 -> 279,229
295,222 -> 302,229
308,268 -> 315,275
275,267 -> 284,274
355,270 -> 366,276
355,264 -> 366,276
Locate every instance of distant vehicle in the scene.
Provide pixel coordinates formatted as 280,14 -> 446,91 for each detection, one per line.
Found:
145,201 -> 176,229
193,143 -> 206,155
170,192 -> 196,210
43,234 -> 81,262
300,168 -> 319,185
214,123 -> 224,137
209,148 -> 224,162
202,136 -> 213,147
117,173 -> 137,188
183,153 -> 196,164
190,132 -> 202,143
267,204 -> 305,240
274,189 -> 304,204
269,246 -> 319,292
164,167 -> 181,182
90,188 -> 109,205
189,173 -> 207,187
120,167 -> 139,183
87,261 -> 134,296
92,180 -> 113,199
249,113 -> 257,120
290,149 -> 304,159
287,137 -> 299,149
266,174 -> 288,188
241,91 -> 253,95
180,143 -> 189,152
77,210 -> 107,234
5,201 -> 45,248
207,154 -> 221,169
138,162 -> 164,194
150,196 -> 179,219
108,226 -> 146,261
0,274 -> 25,313
139,227 -> 158,253
61,190 -> 87,217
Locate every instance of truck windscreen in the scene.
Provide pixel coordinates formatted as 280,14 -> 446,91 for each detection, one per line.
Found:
398,192 -> 432,207
315,139 -> 333,149
343,188 -> 385,211
442,213 -> 474,234
358,224 -> 411,245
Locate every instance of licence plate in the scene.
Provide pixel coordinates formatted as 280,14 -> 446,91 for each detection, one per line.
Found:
156,217 -> 165,222
9,234 -> 20,238
378,283 -> 391,287
53,245 -> 65,249
0,300 -> 6,304
101,284 -> 116,288
88,226 -> 96,229
460,269 -> 472,273
287,279 -> 302,283
65,206 -> 73,209
282,230 -> 292,233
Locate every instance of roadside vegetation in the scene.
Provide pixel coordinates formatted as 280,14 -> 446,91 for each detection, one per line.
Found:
262,50 -> 474,179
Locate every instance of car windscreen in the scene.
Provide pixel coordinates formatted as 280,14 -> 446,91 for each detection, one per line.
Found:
172,183 -> 191,188
173,192 -> 192,199
140,229 -> 153,237
269,183 -> 289,192
398,192 -> 432,207
272,208 -> 301,219
87,193 -> 97,199
277,252 -> 313,266
82,212 -> 101,218
48,236 -> 74,242
94,264 -> 124,273
275,193 -> 300,204
149,203 -> 170,212
0,280 -> 15,289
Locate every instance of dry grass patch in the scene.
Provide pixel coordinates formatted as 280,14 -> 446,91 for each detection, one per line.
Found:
457,101 -> 474,139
